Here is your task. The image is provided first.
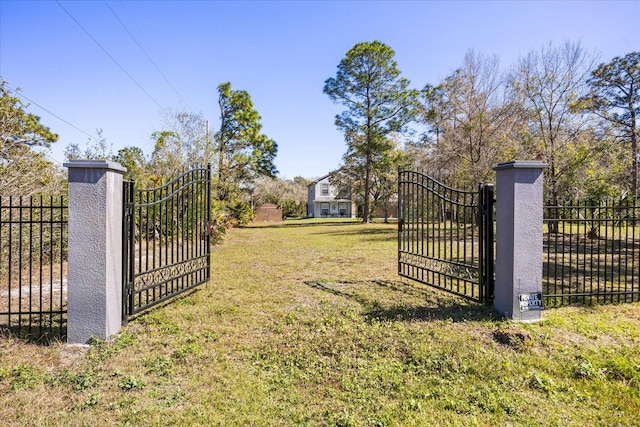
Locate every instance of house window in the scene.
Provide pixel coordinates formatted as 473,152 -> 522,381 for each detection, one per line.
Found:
339,203 -> 348,217
336,186 -> 349,199
321,183 -> 329,196
321,202 -> 330,216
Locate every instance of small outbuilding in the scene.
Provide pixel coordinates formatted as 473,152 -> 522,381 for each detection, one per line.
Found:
254,203 -> 283,222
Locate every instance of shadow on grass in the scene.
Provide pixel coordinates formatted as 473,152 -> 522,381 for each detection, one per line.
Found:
314,227 -> 397,242
0,322 -> 67,346
303,279 -> 496,323
314,226 -> 397,237
242,220 -> 362,229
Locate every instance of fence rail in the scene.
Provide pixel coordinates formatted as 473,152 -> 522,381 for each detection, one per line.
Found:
543,200 -> 640,306
0,195 -> 67,341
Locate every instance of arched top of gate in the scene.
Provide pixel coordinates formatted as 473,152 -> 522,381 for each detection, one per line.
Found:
399,169 -> 480,207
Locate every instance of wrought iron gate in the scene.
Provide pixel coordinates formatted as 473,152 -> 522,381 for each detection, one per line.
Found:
398,170 -> 494,303
123,166 -> 211,320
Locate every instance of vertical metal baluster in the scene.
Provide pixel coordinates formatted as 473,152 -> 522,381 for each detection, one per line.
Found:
158,180 -> 164,298
28,196 -> 33,336
606,201 -> 611,303
206,165 -> 212,283
0,197 -> 4,328
38,196 -> 44,337
477,186 -> 483,301
60,196 -> 66,337
166,179 -> 171,297
129,183 -> 136,317
39,196 -> 46,337
171,178 -> 176,293
50,197 -> 55,336
18,197 -> 24,334
187,171 -> 191,288
8,196 -> 13,330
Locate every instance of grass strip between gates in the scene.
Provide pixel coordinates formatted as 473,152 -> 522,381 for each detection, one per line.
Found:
1,219 -> 640,426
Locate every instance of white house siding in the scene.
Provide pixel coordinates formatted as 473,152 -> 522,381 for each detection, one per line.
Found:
307,175 -> 355,218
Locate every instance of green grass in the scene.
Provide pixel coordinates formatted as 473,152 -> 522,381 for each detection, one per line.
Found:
1,221 -> 640,426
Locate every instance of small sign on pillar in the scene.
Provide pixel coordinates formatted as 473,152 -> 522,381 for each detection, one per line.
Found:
519,292 -> 544,312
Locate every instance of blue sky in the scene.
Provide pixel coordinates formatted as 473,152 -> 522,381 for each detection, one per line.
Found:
1,0 -> 637,180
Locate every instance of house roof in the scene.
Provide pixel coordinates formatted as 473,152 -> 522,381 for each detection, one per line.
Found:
307,174 -> 330,187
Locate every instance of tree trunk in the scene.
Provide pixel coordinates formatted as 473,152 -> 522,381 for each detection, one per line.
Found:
363,160 -> 371,223
630,103 -> 638,199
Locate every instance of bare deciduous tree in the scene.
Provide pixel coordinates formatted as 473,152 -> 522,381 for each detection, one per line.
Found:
509,41 -> 598,204
419,50 -> 520,188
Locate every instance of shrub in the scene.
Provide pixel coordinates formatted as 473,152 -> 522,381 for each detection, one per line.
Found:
227,200 -> 255,225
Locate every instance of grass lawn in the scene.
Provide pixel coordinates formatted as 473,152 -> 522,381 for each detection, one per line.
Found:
1,220 -> 639,426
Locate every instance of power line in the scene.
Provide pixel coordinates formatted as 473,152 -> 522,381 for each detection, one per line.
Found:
3,81 -> 98,142
1,82 -> 93,166
55,0 -> 163,109
103,0 -> 193,111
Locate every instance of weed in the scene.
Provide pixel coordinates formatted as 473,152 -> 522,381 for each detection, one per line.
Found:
74,392 -> 100,410
210,305 -> 238,316
603,353 -> 640,382
88,330 -> 138,363
573,356 -> 606,380
0,367 -> 9,381
8,363 -> 43,391
118,375 -> 144,391
528,371 -> 578,400
177,297 -> 196,306
144,355 -> 175,378
325,410 -> 357,427
172,343 -> 203,361
71,370 -> 103,391
141,312 -> 182,336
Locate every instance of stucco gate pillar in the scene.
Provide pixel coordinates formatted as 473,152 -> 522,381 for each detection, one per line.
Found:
64,160 -> 126,344
493,161 -> 548,322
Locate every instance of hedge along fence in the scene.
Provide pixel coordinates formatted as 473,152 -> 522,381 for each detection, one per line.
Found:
0,195 -> 68,341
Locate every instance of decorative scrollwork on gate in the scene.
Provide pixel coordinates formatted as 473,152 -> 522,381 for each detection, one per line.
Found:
135,256 -> 208,292
399,252 -> 478,281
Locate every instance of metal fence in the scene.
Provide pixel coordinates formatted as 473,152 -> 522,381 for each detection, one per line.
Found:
123,166 -> 211,319
0,195 -> 68,341
543,200 -> 640,306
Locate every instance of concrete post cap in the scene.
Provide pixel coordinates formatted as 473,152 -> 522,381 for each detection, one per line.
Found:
63,159 -> 126,173
493,161 -> 549,171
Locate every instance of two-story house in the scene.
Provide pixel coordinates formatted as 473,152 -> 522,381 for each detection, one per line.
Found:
307,175 -> 356,218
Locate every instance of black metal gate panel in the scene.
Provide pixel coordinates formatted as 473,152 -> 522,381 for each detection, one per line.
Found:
123,166 -> 211,319
398,170 -> 494,303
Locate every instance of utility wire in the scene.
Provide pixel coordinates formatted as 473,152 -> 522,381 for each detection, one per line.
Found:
1,82 -> 92,166
3,81 -> 98,142
55,0 -> 163,109
103,0 -> 193,111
